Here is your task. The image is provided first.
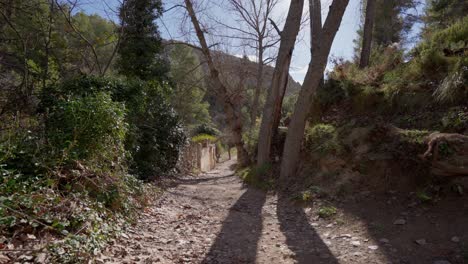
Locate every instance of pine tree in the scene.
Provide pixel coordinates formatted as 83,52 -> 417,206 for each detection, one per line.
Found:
117,0 -> 168,80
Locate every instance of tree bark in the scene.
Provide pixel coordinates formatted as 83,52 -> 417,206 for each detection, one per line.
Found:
280,0 -> 349,181
184,0 -> 250,166
250,44 -> 263,133
257,0 -> 305,166
359,0 -> 376,68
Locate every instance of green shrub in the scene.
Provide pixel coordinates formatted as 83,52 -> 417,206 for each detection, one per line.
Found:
316,79 -> 349,106
433,60 -> 468,104
191,133 -> 217,143
192,123 -> 220,136
238,163 -> 273,190
318,206 -> 337,218
441,107 -> 468,132
46,92 -> 127,166
305,124 -> 342,155
42,76 -> 187,179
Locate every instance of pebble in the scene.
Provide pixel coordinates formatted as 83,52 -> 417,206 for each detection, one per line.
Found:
368,245 -> 379,250
393,219 -> 406,225
415,239 -> 427,245
451,236 -> 460,243
351,241 -> 361,247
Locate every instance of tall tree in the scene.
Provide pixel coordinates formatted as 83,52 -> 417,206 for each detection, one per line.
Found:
425,0 -> 468,30
117,0 -> 168,80
280,0 -> 349,181
372,0 -> 415,46
183,0 -> 250,166
359,0 -> 376,68
222,0 -> 280,138
168,44 -> 211,130
256,0 -> 305,166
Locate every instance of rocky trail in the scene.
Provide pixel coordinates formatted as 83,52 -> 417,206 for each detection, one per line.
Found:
100,160 -> 468,264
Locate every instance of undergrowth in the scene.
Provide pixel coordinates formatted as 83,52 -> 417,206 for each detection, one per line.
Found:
238,163 -> 274,190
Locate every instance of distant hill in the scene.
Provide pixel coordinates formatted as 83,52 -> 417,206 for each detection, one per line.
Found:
163,41 -> 301,127
163,41 -> 301,96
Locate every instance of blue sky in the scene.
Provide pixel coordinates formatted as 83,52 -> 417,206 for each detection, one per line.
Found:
81,0 -> 423,83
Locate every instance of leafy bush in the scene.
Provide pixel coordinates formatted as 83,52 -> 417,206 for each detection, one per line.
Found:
305,124 -> 342,155
192,123 -> 220,136
433,61 -> 468,104
46,92 -> 127,166
238,163 -> 274,190
42,76 -> 187,179
441,107 -> 468,132
191,134 -> 217,143
0,115 -> 153,263
126,81 -> 186,179
318,206 -> 337,218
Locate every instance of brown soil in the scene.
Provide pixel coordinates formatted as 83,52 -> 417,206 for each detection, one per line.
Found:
100,160 -> 468,264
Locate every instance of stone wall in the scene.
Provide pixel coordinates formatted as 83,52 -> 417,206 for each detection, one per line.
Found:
179,141 -> 217,173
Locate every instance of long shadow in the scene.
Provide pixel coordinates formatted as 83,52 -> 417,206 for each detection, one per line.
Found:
173,174 -> 236,185
277,191 -> 339,264
202,187 -> 267,264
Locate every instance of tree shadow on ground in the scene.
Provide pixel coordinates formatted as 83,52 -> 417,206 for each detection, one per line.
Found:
202,187 -> 267,264
328,189 -> 468,264
172,174 -> 236,185
277,191 -> 339,264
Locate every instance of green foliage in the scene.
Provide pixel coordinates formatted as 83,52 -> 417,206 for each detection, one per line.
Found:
191,134 -> 217,143
399,129 -> 431,144
42,76 -> 187,179
318,206 -> 337,218
0,117 -> 154,263
441,107 -> 468,132
116,0 -> 168,80
425,0 -> 468,29
192,124 -> 220,137
46,92 -> 127,165
416,190 -> 432,203
305,124 -> 342,155
291,186 -> 325,203
238,163 -> 274,190
169,44 -> 211,129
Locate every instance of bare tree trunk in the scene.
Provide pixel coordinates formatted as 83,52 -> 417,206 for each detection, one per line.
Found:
249,44 -> 264,134
257,0 -> 305,166
280,0 -> 349,181
359,0 -> 376,68
184,0 -> 250,166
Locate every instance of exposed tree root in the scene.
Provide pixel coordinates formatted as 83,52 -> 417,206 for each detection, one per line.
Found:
421,132 -> 468,177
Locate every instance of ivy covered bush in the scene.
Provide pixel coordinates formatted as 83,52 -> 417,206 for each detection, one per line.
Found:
42,75 -> 187,179
46,92 -> 127,166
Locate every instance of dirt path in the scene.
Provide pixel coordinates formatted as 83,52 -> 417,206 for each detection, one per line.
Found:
100,160 -> 467,264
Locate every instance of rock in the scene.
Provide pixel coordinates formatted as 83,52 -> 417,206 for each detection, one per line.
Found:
35,253 -> 47,263
351,241 -> 361,247
393,219 -> 406,225
0,254 -> 10,264
415,239 -> 427,245
451,236 -> 460,243
338,234 -> 352,239
368,245 -> 379,250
